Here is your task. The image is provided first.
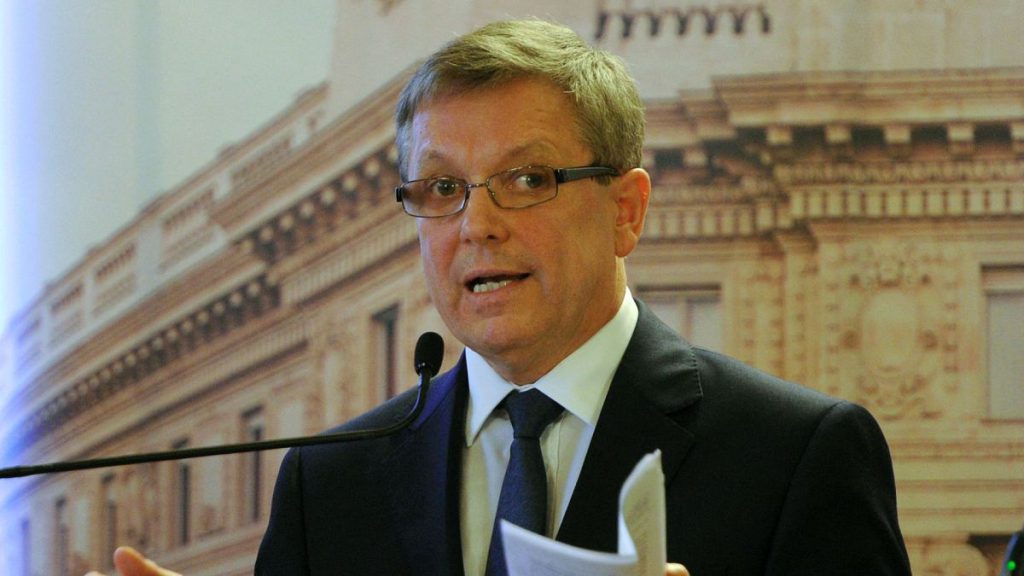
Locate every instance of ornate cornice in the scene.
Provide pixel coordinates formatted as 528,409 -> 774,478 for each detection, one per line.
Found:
4,79 -> 415,460
9,273 -> 280,454
713,68 -> 1024,127
212,73 -> 407,242
219,110 -> 416,304
281,211 -> 418,306
242,144 -> 403,267
781,160 -> 1024,222
776,159 -> 1024,185
638,80 -> 1024,245
651,176 -> 779,206
594,3 -> 771,41
6,86 -> 408,457
789,183 -> 1024,222
646,178 -> 782,240
654,71 -> 1024,184
12,246 -> 266,407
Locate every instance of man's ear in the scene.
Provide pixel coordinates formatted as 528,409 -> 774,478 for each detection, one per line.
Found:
613,168 -> 651,258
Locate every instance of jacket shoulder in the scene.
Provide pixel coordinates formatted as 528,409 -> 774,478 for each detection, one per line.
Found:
691,346 -> 840,418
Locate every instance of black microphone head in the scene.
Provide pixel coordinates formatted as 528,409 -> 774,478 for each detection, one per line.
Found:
414,332 -> 445,377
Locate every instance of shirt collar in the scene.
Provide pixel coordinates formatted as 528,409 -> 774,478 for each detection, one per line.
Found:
465,289 -> 639,446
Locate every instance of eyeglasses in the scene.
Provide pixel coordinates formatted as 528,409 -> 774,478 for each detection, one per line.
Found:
395,164 -> 620,218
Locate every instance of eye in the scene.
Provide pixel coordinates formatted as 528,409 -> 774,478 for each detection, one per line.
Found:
429,178 -> 462,197
506,166 -> 554,193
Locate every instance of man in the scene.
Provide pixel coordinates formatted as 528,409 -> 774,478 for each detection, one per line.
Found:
94,19 -> 909,576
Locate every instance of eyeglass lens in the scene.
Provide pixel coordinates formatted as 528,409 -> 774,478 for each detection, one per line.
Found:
402,165 -> 559,217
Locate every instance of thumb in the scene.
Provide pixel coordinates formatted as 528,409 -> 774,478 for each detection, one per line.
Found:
665,562 -> 690,576
113,547 -> 182,576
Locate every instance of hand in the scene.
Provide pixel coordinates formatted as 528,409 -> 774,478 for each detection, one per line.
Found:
84,546 -> 182,576
666,562 -> 690,576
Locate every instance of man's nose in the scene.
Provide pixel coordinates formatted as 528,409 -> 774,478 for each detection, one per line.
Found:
459,184 -> 509,243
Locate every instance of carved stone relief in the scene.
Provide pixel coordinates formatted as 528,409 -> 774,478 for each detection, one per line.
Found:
821,240 -> 960,420
119,463 -> 158,548
326,315 -> 362,422
312,314 -> 356,426
196,447 -> 226,537
782,249 -> 818,386
735,259 -> 784,375
304,386 -> 324,436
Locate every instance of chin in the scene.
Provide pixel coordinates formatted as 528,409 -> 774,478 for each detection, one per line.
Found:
460,321 -> 535,356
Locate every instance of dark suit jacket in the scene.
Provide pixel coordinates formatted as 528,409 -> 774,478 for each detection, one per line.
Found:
256,301 -> 911,575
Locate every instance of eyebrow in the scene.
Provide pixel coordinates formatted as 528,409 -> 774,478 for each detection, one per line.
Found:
412,140 -> 563,178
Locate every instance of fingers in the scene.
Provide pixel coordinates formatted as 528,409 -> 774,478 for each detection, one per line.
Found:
665,562 -> 690,576
113,547 -> 183,576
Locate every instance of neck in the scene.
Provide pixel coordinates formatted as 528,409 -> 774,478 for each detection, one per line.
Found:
486,267 -> 629,385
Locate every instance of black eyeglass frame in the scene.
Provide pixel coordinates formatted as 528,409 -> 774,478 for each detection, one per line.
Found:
395,164 -> 620,218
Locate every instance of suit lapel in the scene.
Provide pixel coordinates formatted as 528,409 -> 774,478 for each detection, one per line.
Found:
381,302 -> 703,567
556,301 -> 702,552
387,357 -> 469,576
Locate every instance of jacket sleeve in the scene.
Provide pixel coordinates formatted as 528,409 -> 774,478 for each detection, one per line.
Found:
255,447 -> 311,575
765,401 -> 911,575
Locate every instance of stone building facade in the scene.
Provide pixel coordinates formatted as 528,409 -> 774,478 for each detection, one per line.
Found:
1,1 -> 1022,574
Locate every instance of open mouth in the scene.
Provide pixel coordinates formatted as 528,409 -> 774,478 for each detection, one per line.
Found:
466,274 -> 529,294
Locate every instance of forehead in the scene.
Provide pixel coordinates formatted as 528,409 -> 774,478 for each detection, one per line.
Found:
406,79 -> 588,174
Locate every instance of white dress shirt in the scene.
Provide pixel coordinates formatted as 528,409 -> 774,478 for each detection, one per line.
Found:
460,290 -> 639,576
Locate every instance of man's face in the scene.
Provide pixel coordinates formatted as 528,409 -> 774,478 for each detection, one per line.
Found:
407,78 -> 647,383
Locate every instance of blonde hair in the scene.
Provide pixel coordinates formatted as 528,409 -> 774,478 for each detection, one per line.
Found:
395,20 -> 645,180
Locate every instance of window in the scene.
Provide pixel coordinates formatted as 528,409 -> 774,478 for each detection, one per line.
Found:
173,439 -> 191,545
373,305 -> 400,398
984,267 -> 1024,420
641,287 -> 723,352
241,407 -> 265,522
101,474 -> 118,570
55,497 -> 69,576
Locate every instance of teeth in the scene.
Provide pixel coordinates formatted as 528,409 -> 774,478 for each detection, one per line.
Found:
472,279 -> 513,293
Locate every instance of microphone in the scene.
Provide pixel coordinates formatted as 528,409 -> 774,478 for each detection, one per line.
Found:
0,332 -> 445,479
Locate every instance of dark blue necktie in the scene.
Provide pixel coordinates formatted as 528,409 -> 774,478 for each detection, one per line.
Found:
484,389 -> 565,576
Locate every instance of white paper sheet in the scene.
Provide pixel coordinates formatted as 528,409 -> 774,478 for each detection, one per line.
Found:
501,450 -> 666,576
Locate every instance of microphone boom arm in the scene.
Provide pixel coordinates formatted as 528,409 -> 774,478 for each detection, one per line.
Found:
0,332 -> 444,480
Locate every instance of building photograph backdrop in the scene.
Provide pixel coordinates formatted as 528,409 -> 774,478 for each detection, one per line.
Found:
1,1 -> 1023,574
